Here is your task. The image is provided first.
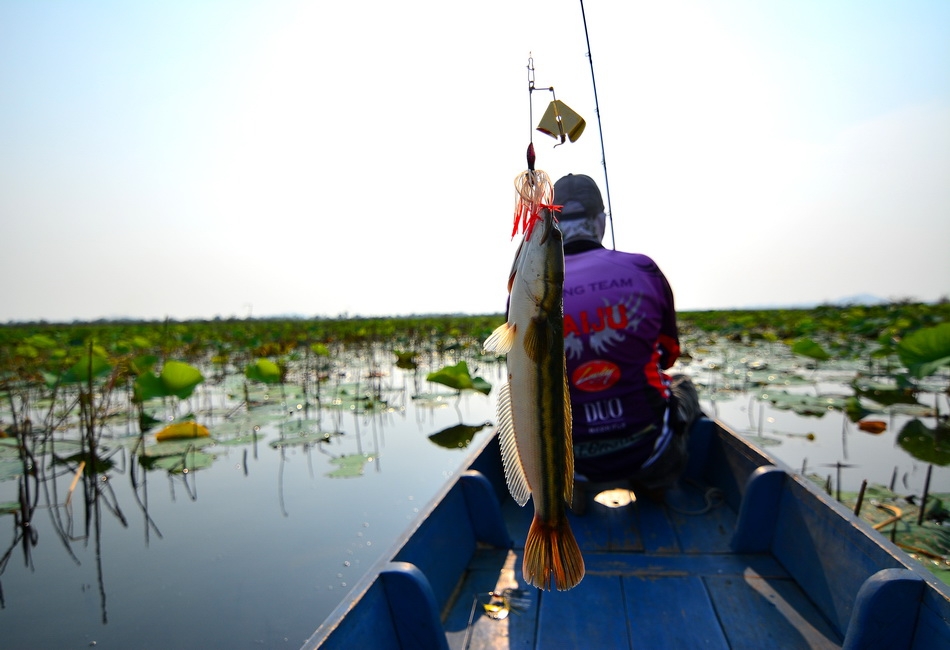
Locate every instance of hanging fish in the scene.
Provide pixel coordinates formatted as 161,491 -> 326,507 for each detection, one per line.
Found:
484,198 -> 584,591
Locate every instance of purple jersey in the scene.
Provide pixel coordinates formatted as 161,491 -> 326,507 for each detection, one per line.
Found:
563,246 -> 681,481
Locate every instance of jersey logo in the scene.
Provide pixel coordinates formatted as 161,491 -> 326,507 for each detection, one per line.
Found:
564,293 -> 645,360
572,360 -> 621,392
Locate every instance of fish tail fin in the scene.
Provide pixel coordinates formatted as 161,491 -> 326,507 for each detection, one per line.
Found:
522,514 -> 585,591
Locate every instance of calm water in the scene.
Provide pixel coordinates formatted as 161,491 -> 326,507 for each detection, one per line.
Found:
1,340 -> 946,648
0,355 -> 505,649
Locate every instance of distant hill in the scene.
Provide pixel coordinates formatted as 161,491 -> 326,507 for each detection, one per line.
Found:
829,293 -> 889,306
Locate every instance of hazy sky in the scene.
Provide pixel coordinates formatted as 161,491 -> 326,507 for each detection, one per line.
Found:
2,1 -> 948,322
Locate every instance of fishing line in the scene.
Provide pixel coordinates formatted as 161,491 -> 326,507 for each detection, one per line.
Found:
579,0 -> 616,250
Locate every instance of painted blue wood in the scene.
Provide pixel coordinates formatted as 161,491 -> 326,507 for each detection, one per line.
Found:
305,419 -> 950,650
459,470 -> 513,549
633,494 -> 680,553
771,478 -> 905,636
704,572 -> 842,648
380,562 -> 450,650
912,588 -> 950,650
842,568 -> 924,650
699,423 -> 761,511
442,549 -> 537,650
623,574 -> 730,649
301,576 -> 404,649
536,574 -> 631,648
683,416 -> 715,481
393,484 -> 478,609
731,465 -> 786,553
666,482 -> 736,553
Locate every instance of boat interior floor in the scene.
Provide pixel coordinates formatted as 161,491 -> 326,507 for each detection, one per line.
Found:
444,479 -> 842,650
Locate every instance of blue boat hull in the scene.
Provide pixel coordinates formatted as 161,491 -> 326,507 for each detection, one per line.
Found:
303,419 -> 950,649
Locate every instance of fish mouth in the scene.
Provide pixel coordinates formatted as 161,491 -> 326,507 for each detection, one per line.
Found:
538,210 -> 560,246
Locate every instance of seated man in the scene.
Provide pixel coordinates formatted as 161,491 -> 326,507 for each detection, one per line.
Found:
553,173 -> 701,510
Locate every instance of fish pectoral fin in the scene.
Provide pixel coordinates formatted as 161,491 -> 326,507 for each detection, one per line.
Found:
522,315 -> 553,363
484,322 -> 517,355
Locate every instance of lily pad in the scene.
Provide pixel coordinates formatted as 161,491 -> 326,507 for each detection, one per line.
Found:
394,350 -> 418,370
897,419 -> 950,466
142,438 -> 215,458
270,431 -> 340,448
155,421 -> 210,441
428,421 -> 492,449
411,392 -> 456,409
0,500 -> 20,515
758,390 -> 847,417
134,360 -> 205,401
791,338 -> 830,362
245,358 -> 282,384
0,459 -> 25,482
898,323 -> 950,379
326,454 -> 374,478
149,450 -> 215,474
426,361 -> 492,395
60,354 -> 113,384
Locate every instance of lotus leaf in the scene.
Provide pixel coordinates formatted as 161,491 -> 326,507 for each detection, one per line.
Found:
246,358 -> 282,384
0,500 -> 20,515
155,421 -> 210,441
791,338 -> 830,362
898,323 -> 950,379
394,350 -> 418,370
134,360 -> 205,401
160,361 -> 205,398
897,419 -> 950,466
143,438 -> 215,458
887,403 -> 937,418
0,460 -> 24,482
326,454 -> 374,478
759,390 -> 846,417
857,420 -> 887,434
270,431 -> 338,448
852,380 -> 921,407
428,422 -> 491,449
426,361 -> 492,395
150,450 -> 215,474
61,354 -> 112,384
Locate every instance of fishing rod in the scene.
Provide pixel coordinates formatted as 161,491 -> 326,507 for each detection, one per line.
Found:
579,0 -> 615,250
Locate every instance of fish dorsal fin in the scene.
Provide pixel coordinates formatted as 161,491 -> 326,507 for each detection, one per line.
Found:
522,315 -> 552,363
563,373 -> 574,503
495,382 -> 531,507
484,322 -> 516,355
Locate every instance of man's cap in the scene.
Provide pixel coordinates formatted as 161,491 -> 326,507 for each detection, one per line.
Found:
553,173 -> 604,221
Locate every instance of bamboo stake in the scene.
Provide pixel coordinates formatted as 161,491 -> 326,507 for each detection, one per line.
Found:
65,460 -> 86,508
918,464 -> 933,526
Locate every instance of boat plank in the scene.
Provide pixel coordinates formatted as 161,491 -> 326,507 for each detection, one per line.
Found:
536,574 -> 631,649
632,495 -> 680,553
622,574 -> 730,649
704,569 -> 842,649
444,550 -> 537,650
665,483 -> 736,554
583,551 -> 787,578
570,496 -> 644,552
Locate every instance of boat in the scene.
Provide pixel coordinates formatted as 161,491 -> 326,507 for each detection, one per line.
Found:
302,418 -> 950,649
